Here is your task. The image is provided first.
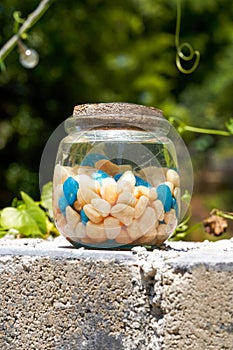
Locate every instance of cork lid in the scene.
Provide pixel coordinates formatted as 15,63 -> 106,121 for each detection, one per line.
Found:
73,102 -> 163,118
65,102 -> 168,134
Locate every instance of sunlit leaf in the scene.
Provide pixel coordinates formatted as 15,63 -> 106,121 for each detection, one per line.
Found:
0,207 -> 43,237
41,181 -> 53,218
21,191 -> 47,234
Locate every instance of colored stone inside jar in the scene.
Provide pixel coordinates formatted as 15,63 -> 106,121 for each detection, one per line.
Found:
53,153 -> 180,248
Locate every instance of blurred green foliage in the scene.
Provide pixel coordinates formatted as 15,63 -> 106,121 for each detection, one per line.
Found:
0,0 -> 232,215
0,181 -> 59,238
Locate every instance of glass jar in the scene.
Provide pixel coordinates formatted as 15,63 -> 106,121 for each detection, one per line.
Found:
53,103 -> 193,248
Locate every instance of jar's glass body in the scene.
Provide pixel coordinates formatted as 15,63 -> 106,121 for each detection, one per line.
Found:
53,103 -> 192,248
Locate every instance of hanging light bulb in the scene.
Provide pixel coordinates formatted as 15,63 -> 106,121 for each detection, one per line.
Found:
19,47 -> 39,69
17,39 -> 39,69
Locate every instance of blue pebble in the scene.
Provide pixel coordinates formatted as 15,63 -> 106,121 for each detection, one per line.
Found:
63,177 -> 79,206
80,153 -> 109,167
58,196 -> 69,216
156,184 -> 173,212
171,197 -> 176,208
114,173 -> 123,181
92,170 -> 110,184
135,175 -> 152,188
80,209 -> 89,225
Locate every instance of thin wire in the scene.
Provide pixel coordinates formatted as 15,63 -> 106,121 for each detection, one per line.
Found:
175,0 -> 200,74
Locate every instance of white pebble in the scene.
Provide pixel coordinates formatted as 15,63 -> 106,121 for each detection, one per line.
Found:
111,203 -> 135,226
173,186 -> 181,200
91,198 -> 111,217
63,223 -> 74,237
157,223 -> 169,244
150,199 -> 164,221
100,178 -> 118,205
166,169 -> 180,187
164,209 -> 178,234
148,188 -> 157,201
134,195 -> 149,219
127,219 -> 142,241
117,171 -> 136,186
86,221 -> 107,243
104,217 -> 121,240
74,222 -> 87,238
77,189 -> 86,206
115,227 -> 133,244
117,191 -> 137,207
134,186 -> 149,198
83,204 -> 103,223
75,173 -> 100,193
117,180 -> 134,194
138,207 -> 157,235
65,206 -> 80,230
81,188 -> 100,204
164,209 -> 176,224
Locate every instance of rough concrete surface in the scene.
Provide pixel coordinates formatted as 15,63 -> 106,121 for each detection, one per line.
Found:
0,236 -> 233,350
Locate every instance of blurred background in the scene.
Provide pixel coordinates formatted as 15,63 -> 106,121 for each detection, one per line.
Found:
0,0 -> 232,240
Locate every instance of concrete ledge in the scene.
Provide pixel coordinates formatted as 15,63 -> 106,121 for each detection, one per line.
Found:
0,237 -> 233,350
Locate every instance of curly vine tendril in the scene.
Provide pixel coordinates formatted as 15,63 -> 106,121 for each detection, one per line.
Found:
175,0 -> 200,74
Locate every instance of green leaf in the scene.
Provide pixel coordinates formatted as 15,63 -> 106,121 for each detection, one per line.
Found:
20,191 -> 47,234
45,217 -> 60,237
41,181 -> 53,218
11,197 -> 23,208
225,118 -> 233,134
0,207 -> 43,237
